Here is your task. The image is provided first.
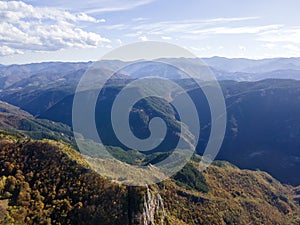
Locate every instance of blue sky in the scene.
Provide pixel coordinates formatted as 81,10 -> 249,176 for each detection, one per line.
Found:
1,0 -> 300,64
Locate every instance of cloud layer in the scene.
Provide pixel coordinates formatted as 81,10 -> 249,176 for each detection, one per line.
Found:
1,0 -> 300,60
17,0 -> 157,13
0,1 -> 109,56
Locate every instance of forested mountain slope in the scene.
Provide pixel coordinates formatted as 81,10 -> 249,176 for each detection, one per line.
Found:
0,132 -> 299,225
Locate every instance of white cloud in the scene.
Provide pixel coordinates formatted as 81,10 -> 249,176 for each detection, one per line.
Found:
262,43 -> 277,49
203,17 -> 260,23
116,39 -> 123,45
138,35 -> 148,41
0,1 -> 109,56
85,0 -> 156,13
40,0 -> 157,13
260,42 -> 300,58
104,17 -> 273,41
190,24 -> 282,35
0,1 -> 104,23
0,46 -> 24,56
189,46 -> 211,52
161,36 -> 172,40
132,17 -> 149,22
102,17 -> 259,32
258,26 -> 300,44
239,46 -> 246,51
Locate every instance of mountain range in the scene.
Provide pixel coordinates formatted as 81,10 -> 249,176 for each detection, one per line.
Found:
1,57 -> 300,90
1,74 -> 299,185
0,57 -> 300,224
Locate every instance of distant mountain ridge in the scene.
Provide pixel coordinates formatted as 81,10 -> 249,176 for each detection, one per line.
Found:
202,56 -> 300,73
0,57 -> 300,89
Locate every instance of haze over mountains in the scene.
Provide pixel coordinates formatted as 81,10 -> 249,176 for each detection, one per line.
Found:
0,57 -> 300,90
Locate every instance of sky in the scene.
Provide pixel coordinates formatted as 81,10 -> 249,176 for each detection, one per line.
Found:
1,0 -> 300,64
